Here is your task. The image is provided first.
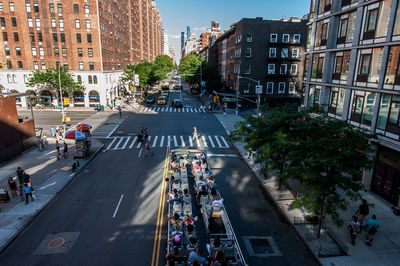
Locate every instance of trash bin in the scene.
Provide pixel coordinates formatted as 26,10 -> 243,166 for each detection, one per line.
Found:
94,104 -> 100,111
100,105 -> 104,111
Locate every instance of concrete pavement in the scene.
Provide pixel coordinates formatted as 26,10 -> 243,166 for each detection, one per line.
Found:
215,111 -> 400,266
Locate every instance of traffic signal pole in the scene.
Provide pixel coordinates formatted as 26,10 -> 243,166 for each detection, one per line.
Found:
58,66 -> 65,135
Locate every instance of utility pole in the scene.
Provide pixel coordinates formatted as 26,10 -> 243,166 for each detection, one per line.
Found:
58,66 -> 65,135
257,80 -> 261,115
236,74 -> 239,115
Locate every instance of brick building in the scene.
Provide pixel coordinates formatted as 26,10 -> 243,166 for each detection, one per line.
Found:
0,0 -> 162,108
203,17 -> 307,106
304,0 -> 400,205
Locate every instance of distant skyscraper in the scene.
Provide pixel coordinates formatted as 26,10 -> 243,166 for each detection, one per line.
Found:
187,26 -> 191,40
181,32 -> 185,51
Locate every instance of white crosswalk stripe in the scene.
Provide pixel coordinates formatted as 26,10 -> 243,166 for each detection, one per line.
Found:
105,135 -> 230,150
136,107 -> 201,113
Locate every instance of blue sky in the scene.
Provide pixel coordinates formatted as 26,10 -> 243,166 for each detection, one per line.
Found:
156,0 -> 310,61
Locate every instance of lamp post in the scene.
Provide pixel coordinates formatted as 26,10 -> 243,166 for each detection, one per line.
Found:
58,65 -> 66,135
238,75 -> 261,115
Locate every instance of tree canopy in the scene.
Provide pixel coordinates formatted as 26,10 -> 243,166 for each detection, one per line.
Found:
27,67 -> 84,95
231,106 -> 377,237
178,54 -> 218,90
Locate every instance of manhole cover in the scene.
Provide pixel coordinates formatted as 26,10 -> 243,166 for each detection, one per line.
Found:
48,238 -> 65,249
243,236 -> 282,257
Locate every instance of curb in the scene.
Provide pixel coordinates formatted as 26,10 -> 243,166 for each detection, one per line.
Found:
0,143 -> 104,254
231,142 -> 322,266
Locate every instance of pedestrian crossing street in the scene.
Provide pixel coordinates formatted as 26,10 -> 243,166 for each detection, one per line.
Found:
134,106 -> 202,113
105,135 -> 230,150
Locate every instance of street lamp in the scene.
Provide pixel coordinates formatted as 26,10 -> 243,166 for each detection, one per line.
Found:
238,75 -> 261,115
58,64 -> 66,135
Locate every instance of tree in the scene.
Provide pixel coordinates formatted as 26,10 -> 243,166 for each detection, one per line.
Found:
178,54 -> 202,85
27,67 -> 84,101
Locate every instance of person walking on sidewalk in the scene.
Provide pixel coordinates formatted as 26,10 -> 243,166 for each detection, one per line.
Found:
8,177 -> 18,198
348,215 -> 360,246
56,140 -> 60,159
356,199 -> 369,224
365,214 -> 380,246
23,183 -> 34,204
118,104 -> 122,118
63,142 -> 68,158
16,167 -> 24,185
22,171 -> 31,186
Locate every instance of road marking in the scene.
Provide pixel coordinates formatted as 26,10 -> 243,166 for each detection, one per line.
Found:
194,108 -> 198,113
160,136 -> 164,147
138,148 -> 143,157
167,135 -> 171,147
120,137 -> 130,149
169,107 -> 172,112
136,139 -> 142,148
189,136 -> 193,147
195,136 -> 201,147
156,107 -> 159,112
112,194 -> 124,218
148,136 -> 152,143
129,136 -> 138,149
174,108 -> 177,112
190,108 -> 194,112
106,137 -> 118,150
202,135 -> 208,147
220,136 -> 229,148
106,120 -> 123,138
139,108 -> 144,113
215,136 -> 222,148
180,136 -> 185,147
161,107 -> 165,111
208,135 -> 215,148
152,136 -> 158,147
208,154 -> 238,157
186,108 -> 189,112
173,135 -> 178,146
178,108 -> 181,112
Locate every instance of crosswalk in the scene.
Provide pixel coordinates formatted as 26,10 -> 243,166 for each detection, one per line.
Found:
134,106 -> 202,113
105,135 -> 230,150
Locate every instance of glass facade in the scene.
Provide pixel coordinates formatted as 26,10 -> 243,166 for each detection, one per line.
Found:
361,0 -> 392,41
308,85 -> 320,106
377,95 -> 400,136
349,90 -> 376,127
332,50 -> 351,81
355,47 -> 384,85
328,87 -> 346,116
311,53 -> 324,79
384,45 -> 400,87
337,11 -> 356,45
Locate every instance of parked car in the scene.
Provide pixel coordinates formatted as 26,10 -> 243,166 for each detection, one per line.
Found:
173,85 -> 181,90
157,97 -> 167,105
172,99 -> 183,108
161,92 -> 169,98
146,96 -> 155,104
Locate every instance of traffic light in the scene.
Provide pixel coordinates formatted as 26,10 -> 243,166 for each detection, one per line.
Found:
235,87 -> 237,92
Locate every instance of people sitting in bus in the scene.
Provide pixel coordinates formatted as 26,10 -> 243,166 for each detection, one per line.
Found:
212,195 -> 224,206
210,250 -> 227,266
185,223 -> 195,237
171,159 -> 178,171
207,236 -> 223,258
209,187 -> 218,202
196,186 -> 208,204
200,159 -> 208,171
207,176 -> 216,187
169,235 -> 182,247
168,189 -> 182,207
187,236 -> 199,250
168,213 -> 183,232
192,162 -> 201,175
182,188 -> 191,203
192,156 -> 199,166
182,215 -> 194,226
195,176 -> 206,192
188,247 -> 207,266
179,156 -> 188,168
166,247 -> 180,266
200,152 -> 206,162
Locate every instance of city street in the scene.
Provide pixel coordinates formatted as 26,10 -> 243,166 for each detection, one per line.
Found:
0,77 -> 315,266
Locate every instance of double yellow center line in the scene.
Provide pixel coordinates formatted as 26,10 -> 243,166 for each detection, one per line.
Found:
151,147 -> 170,266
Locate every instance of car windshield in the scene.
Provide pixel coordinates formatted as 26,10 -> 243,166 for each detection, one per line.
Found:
159,97 -> 165,100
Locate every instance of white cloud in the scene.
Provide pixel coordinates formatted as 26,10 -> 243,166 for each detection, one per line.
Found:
170,34 -> 181,39
193,26 -> 208,31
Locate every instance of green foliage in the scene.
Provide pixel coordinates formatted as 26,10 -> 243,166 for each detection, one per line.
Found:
231,106 -> 377,237
178,54 -> 218,89
27,67 -> 84,94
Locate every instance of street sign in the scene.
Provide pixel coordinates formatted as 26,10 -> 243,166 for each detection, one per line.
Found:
134,74 -> 139,86
201,81 -> 206,87
62,117 -> 70,122
256,85 -> 263,94
222,98 -> 236,102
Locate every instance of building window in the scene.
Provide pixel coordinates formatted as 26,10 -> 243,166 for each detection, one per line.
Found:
328,87 -> 346,116
362,1 -> 392,41
4,46 -> 9,56
281,48 -> 288,58
356,47 -> 384,84
268,64 -> 275,74
32,47 -> 37,56
87,34 -> 92,43
11,17 -> 17,27
270,33 -> 278,43
318,0 -> 332,14
267,82 -> 274,94
27,18 -> 33,27
33,61 -> 38,70
29,32 -> 34,42
41,61 -> 46,70
244,65 -> 251,74
51,18 -> 56,28
88,75 -> 93,84
393,3 -> 400,37
53,33 -> 58,43
17,61 -> 23,69
35,18 -> 41,30
85,5 -> 90,15
246,34 -> 252,42
315,20 -> 329,47
7,74 -> 11,83
15,46 -> 21,56
0,17 -> 5,27
289,83 -> 296,94
37,32 -> 42,42
62,47 -> 67,57
77,48 -> 83,57
2,32 -> 7,41
76,33 -> 82,43
85,20 -> 91,29
93,75 -> 98,84
49,3 -> 55,14
79,62 -> 84,70
311,53 -> 324,79
245,47 -> 251,57
292,48 -> 299,58
77,75 -> 82,83
362,7 -> 378,39
293,34 -> 301,43
57,3 -> 62,15
384,45 -> 400,87
9,2 -> 14,12
59,19 -> 64,30
74,4 -> 79,14
13,32 -> 18,42
280,64 -> 287,74
54,47 -> 59,57
60,33 -> 65,43
308,85 -> 321,106
75,19 -> 80,29
337,11 -> 357,45
39,47 -> 44,57
282,34 -> 289,43
376,95 -> 400,136
89,62 -> 94,70
333,50 -> 351,81
269,48 -> 276,58
290,64 -> 298,75
88,48 -> 93,57
278,82 -> 285,93
0,2 -> 3,12
349,90 -> 376,126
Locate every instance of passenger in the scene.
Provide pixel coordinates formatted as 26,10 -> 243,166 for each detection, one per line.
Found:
166,247 -> 180,266
192,156 -> 199,166
195,176 -> 206,192
171,159 -> 178,171
185,223 -> 195,236
212,195 -> 224,206
169,235 -> 182,247
182,215 -> 194,226
200,159 -> 208,171
210,250 -> 227,266
196,186 -> 208,204
200,152 -> 206,162
168,213 -> 183,232
207,176 -> 216,186
192,162 -> 201,175
187,236 -> 199,250
167,190 -> 182,207
188,247 -> 207,265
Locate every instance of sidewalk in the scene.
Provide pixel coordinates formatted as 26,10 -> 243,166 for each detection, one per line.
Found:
215,113 -> 400,266
0,111 -> 123,253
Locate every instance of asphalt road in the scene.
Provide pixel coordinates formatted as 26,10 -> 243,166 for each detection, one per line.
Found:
0,76 -> 316,266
